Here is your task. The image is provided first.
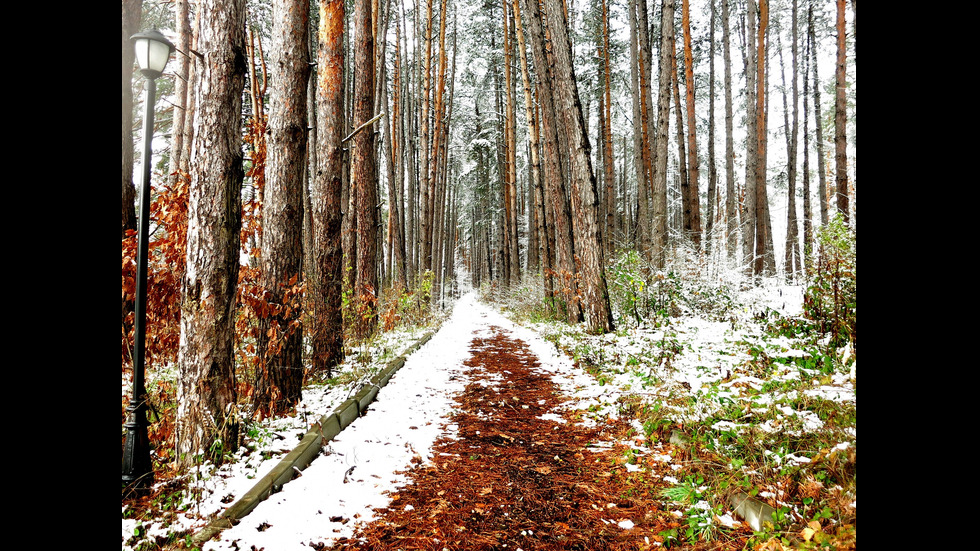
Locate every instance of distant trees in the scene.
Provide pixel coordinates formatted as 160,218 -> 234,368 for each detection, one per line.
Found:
122,0 -> 854,472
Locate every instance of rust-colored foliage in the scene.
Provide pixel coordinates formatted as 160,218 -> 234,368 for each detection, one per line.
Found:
121,169 -> 189,462
327,326 -> 676,550
121,170 -> 189,370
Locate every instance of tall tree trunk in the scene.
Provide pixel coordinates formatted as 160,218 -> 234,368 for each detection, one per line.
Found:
723,0 -> 737,263
652,0 -> 674,270
601,0 -> 616,258
635,0 -> 656,261
429,0 -> 450,299
834,0 -> 849,224
672,32 -> 691,247
809,4 -> 828,228
180,6 -> 201,177
503,0 -> 520,287
801,16 -> 813,270
628,0 -> 649,255
386,8 -> 407,288
520,0 -> 580,324
706,0 -> 718,260
754,0 -> 775,277
742,0 -> 758,274
541,0 -> 614,334
353,0 -> 379,336
311,0 -> 346,376
169,0 -> 192,182
512,0 -> 549,291
682,0 -> 702,249
419,0 -> 434,273
780,2 -> 801,281
254,0 -> 309,417
176,0 -> 247,467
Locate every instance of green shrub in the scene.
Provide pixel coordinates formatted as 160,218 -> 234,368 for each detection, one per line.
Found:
803,215 -> 856,351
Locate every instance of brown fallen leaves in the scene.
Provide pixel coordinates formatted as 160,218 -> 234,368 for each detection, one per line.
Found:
327,326 -> 675,550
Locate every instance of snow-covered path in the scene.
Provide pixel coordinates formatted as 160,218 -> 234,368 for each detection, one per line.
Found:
202,292 -> 595,551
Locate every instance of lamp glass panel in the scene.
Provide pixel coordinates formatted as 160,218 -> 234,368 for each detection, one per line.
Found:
147,40 -> 171,73
134,38 -> 150,72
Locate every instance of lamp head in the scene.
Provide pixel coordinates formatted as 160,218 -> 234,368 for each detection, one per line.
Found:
131,29 -> 174,80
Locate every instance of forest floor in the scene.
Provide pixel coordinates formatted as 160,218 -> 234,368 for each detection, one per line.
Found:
328,323 -> 677,550
123,277 -> 856,551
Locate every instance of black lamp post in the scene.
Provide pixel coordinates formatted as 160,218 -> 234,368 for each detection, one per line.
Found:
122,28 -> 174,495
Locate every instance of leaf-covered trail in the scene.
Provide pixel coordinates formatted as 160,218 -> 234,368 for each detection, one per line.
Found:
328,321 -> 674,550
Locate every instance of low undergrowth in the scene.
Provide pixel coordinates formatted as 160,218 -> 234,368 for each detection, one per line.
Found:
122,275 -> 450,551
493,251 -> 856,550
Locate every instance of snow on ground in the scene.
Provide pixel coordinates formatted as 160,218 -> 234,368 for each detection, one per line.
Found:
123,292 -> 621,551
123,280 -> 856,550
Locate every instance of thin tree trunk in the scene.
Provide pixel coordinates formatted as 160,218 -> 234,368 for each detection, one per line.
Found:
801,14 -> 813,270
742,0 -> 758,275
169,0 -> 191,182
723,0 -> 737,263
652,0 -> 675,270
601,0 -> 616,257
503,0 -> 520,286
628,0 -> 649,255
834,0 -> 849,224
809,4 -> 828,228
682,0 -> 702,249
353,0 -> 379,336
672,32 -> 691,248
419,0 -> 434,273
635,0 -> 656,261
512,0 -> 549,291
754,0 -> 775,276
780,2 -> 801,281
706,0 -> 718,261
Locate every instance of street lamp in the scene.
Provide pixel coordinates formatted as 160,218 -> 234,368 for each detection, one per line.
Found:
123,28 -> 174,495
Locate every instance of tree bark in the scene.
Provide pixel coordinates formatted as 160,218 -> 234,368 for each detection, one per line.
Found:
705,0 -> 718,260
601,0 -> 616,257
723,0 -> 737,263
254,0 -> 309,417
682,0 -> 702,249
834,0 -> 849,224
780,2 -> 801,281
753,0 -> 775,277
176,0 -> 247,467
742,0 -> 758,274
541,0 -> 614,334
809,4 -> 828,228
520,0 -> 580,324
512,0 -> 548,289
311,0 -> 346,376
502,0 -> 520,287
353,0 -> 380,336
652,0 -> 674,270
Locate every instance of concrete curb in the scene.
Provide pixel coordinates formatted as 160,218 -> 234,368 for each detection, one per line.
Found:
192,329 -> 437,545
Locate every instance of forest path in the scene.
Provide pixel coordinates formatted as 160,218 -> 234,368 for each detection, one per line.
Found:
327,316 -> 674,550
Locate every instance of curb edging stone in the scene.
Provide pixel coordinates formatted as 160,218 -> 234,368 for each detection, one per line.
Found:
192,329 -> 437,544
